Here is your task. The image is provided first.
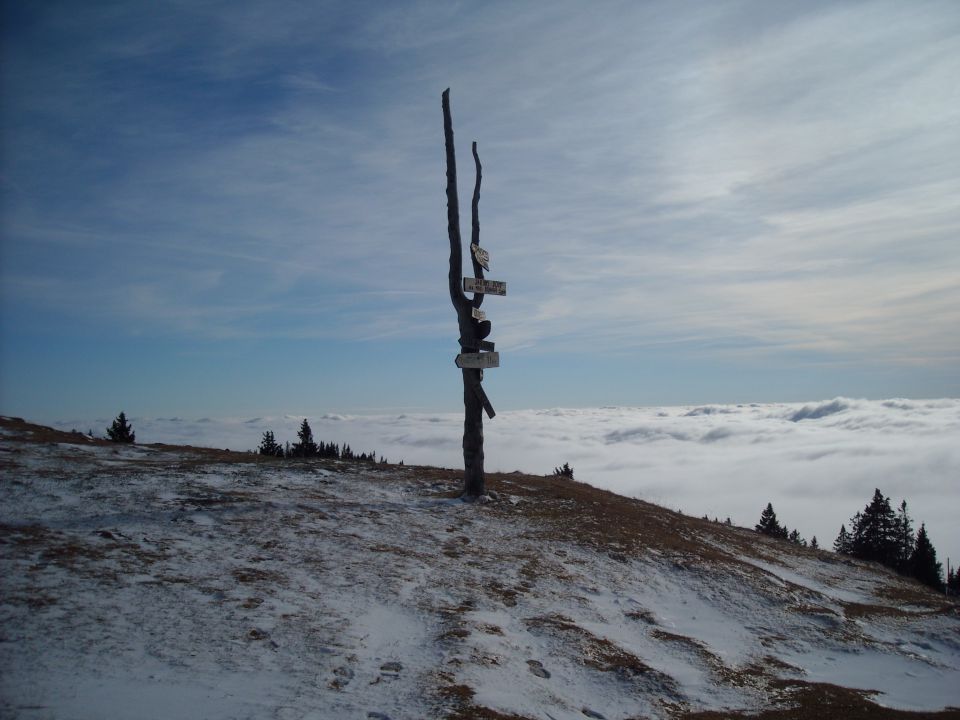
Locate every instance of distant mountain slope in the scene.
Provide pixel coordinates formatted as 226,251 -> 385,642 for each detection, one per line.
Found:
1,417 -> 958,720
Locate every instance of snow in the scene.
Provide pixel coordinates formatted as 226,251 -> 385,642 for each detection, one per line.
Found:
2,428 -> 959,719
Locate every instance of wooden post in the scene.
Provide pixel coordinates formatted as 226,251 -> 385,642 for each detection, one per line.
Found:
443,88 -> 488,498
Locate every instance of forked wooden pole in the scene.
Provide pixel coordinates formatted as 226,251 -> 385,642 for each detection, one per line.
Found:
443,88 -> 485,498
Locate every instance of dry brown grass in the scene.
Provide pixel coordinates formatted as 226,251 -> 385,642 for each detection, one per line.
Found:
437,682 -> 538,720
525,613 -> 654,677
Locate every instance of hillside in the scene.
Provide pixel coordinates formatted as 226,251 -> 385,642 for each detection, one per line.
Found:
1,417 -> 958,720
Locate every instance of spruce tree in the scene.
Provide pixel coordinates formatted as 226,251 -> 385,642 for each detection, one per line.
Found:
291,419 -> 318,458
849,489 -> 898,566
910,524 -> 944,591
755,503 -> 787,538
258,430 -> 281,456
107,412 -> 135,443
833,524 -> 851,554
893,500 -> 915,573
810,536 -> 819,550
947,567 -> 959,594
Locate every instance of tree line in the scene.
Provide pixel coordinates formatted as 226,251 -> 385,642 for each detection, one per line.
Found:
755,489 -> 952,593
257,418 -> 388,464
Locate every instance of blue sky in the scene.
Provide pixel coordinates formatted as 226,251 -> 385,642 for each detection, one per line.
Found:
2,0 -> 958,422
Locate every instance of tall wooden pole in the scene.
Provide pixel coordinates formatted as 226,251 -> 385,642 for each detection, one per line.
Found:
443,88 -> 486,498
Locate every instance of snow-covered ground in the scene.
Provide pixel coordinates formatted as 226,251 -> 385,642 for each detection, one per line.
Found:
2,418 -> 959,719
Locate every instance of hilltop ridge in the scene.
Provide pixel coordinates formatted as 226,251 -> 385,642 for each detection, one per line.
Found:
1,417 -> 958,719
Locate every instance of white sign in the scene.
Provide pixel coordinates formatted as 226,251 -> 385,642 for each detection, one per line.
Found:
464,277 -> 506,296
471,243 -> 490,271
471,307 -> 486,321
455,352 -> 500,369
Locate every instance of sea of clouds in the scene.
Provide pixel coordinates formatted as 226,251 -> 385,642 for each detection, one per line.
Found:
58,398 -> 960,566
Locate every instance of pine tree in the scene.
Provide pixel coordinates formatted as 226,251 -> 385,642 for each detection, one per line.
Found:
291,419 -> 318,458
554,463 -> 574,479
755,503 -> 787,538
258,430 -> 281,456
833,524 -> 852,554
810,536 -> 819,550
107,412 -> 135,443
910,524 -> 944,591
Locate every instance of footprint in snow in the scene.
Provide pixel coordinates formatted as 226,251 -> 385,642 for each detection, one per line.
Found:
379,661 -> 403,674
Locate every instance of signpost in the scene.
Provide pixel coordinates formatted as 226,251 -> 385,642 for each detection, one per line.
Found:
443,88 -> 508,498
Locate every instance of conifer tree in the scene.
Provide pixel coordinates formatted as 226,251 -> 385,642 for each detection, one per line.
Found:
755,503 -> 787,538
910,524 -> 944,591
893,500 -> 915,573
291,419 -> 318,458
258,430 -> 281,456
833,524 -> 852,554
849,489 -> 898,566
810,536 -> 819,550
107,412 -> 135,443
947,566 -> 959,594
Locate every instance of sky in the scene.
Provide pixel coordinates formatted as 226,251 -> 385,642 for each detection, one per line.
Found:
2,0 -> 959,422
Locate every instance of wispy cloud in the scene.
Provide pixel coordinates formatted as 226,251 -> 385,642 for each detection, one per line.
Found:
2,1 -> 958,413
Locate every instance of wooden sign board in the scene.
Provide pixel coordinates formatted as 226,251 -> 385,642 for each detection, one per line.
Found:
470,243 -> 490,271
471,307 -> 486,322
464,277 -> 506,296
460,338 -> 495,352
455,351 -> 500,369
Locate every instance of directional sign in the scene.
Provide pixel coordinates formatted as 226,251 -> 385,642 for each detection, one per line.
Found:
455,351 -> 500,369
470,243 -> 490,271
471,307 -> 486,322
460,338 -> 495,352
464,277 -> 506,296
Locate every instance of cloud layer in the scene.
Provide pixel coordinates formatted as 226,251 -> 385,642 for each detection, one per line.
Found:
59,397 -> 960,565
